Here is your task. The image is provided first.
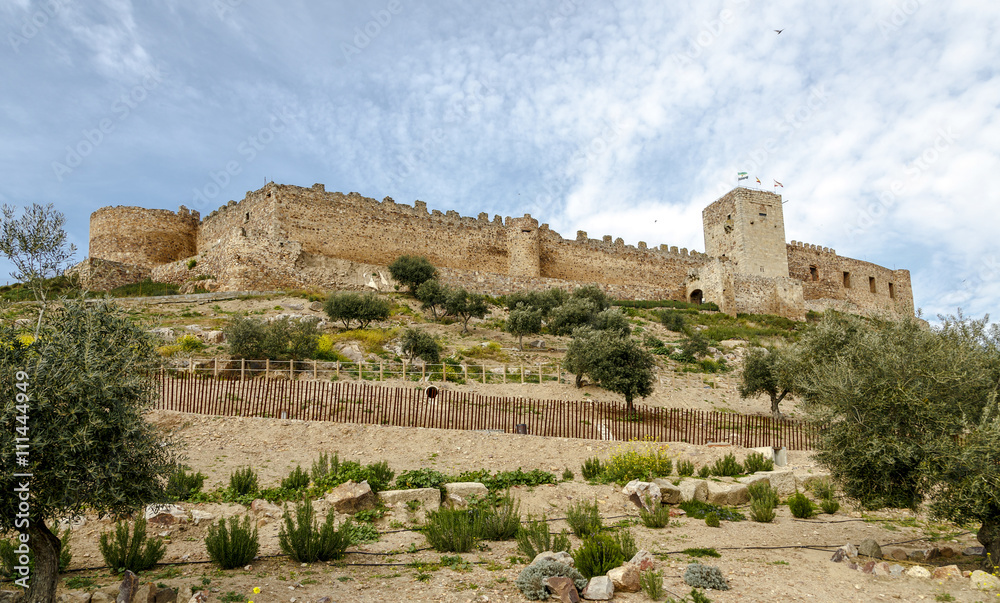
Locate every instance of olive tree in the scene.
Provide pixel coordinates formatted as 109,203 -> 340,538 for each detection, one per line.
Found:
388,255 -> 436,293
323,291 -> 391,329
737,346 -> 797,417
415,279 -> 449,319
505,303 -> 542,350
0,300 -> 178,602
444,288 -> 490,334
588,336 -> 656,412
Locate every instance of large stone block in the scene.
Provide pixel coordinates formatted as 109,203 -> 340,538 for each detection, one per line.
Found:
651,479 -> 681,504
756,470 -> 797,496
378,487 -> 441,513
677,479 -> 708,503
443,482 -> 488,508
326,479 -> 378,514
705,481 -> 749,506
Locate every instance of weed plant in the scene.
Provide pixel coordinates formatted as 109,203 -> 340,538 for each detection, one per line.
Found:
229,467 -> 259,497
820,497 -> 840,514
278,499 -> 353,562
697,465 -> 711,478
677,459 -> 695,477
98,517 -> 166,574
423,509 -> 476,553
811,478 -> 835,500
747,482 -> 780,508
516,516 -> 570,559
679,501 -> 745,522
474,493 -> 522,541
602,444 -> 673,485
572,534 -> 625,579
742,452 -> 774,474
704,512 -> 720,528
166,466 -> 206,501
394,468 -> 450,491
708,453 -> 743,477
640,568 -> 665,600
515,559 -> 587,601
205,516 -> 259,569
787,491 -> 816,519
749,497 -> 776,523
639,496 -> 672,528
566,500 -> 603,537
613,528 -> 638,560
281,466 -> 310,491
581,457 -> 604,480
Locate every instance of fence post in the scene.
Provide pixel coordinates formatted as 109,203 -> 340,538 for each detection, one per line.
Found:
520,365 -> 524,384
442,363 -> 446,383
421,362 -> 426,381
481,364 -> 486,384
240,358 -> 245,382
313,360 -> 317,380
503,365 -> 506,384
189,358 -> 194,376
402,360 -> 407,380
213,357 -> 218,378
556,362 -> 561,384
380,362 -> 384,382
463,364 -> 468,382
336,361 -> 340,380
538,363 -> 542,384
289,359 -> 293,380
265,358 -> 270,379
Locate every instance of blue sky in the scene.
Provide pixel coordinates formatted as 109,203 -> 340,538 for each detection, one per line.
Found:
2,0 -> 998,320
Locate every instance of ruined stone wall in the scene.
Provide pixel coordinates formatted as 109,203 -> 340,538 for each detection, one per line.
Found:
68,257 -> 150,291
787,242 -> 914,317
703,188 -> 788,279
89,206 -> 198,268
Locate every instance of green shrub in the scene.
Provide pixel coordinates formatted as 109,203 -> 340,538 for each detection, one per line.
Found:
186,258 -> 197,270
98,517 -> 166,574
562,468 -> 574,481
573,533 -> 626,580
697,465 -> 711,478
281,466 -> 310,491
166,466 -> 206,501
516,516 -> 570,559
515,559 -> 587,601
639,496 -> 672,529
205,516 -> 259,569
424,508 -> 476,553
602,444 -> 672,485
400,328 -> 441,363
323,292 -> 392,329
394,468 -> 450,491
474,493 -> 521,541
229,467 -> 258,497
659,309 -> 686,332
388,255 -> 437,293
346,522 -> 380,544
747,482 -> 780,509
224,315 -> 320,360
683,563 -> 729,590
704,512 -> 720,528
679,501 -> 745,522
787,491 -> 816,519
278,499 -> 353,562
362,461 -> 395,493
811,478 -> 836,500
581,457 -> 604,480
742,452 -> 774,474
640,568 -> 665,600
311,452 -> 339,483
749,497 -> 776,523
820,497 -> 840,515
613,528 -> 637,560
677,459 -> 695,477
457,468 -> 557,491
709,453 -> 742,477
566,500 -> 602,538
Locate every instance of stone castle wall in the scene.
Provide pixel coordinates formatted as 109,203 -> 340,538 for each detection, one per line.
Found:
90,206 -> 199,268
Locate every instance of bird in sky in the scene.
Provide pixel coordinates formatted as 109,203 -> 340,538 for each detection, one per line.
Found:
774,29 -> 784,34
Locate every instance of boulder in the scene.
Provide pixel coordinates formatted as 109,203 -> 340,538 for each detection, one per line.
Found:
186,593 -> 207,603
705,481 -> 749,506
794,471 -> 831,491
190,510 -> 215,526
131,583 -> 155,603
963,546 -> 986,557
201,330 -> 225,344
57,592 -> 90,603
443,482 -> 488,508
931,565 -> 962,581
830,544 -> 856,562
117,571 -> 140,603
378,488 -> 441,515
677,479 -> 708,503
144,503 -> 187,525
858,539 -> 882,559
629,550 -> 656,571
532,551 -> 575,567
250,499 -> 283,518
580,575 -> 614,600
309,301 -> 324,312
326,480 -> 377,514
607,563 -> 640,592
887,549 -> 908,561
889,564 -> 904,576
972,569 -> 1000,590
150,327 -> 175,341
91,593 -> 114,603
544,576 -> 580,603
756,470 -> 797,496
651,479 -> 681,504
872,562 -> 891,576
904,566 -> 931,578
622,480 -> 661,510
153,588 -> 177,603
736,473 -> 770,488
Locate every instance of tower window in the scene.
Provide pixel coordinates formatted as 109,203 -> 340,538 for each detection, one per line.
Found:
869,277 -> 877,293
889,282 -> 895,299
843,272 -> 851,288
759,212 -> 767,218
809,266 -> 818,281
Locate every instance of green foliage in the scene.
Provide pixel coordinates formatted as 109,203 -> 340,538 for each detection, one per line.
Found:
473,492 -> 522,541
590,307 -> 631,336
658,309 -> 687,332
820,497 -> 840,515
581,457 -> 604,481
681,548 -> 721,558
346,522 -> 380,544
742,452 -> 773,474
281,466 -> 310,491
311,452 -> 340,484
677,459 -> 695,477
613,528 -> 637,560
571,285 -> 611,312
683,563 -> 729,590
311,459 -> 394,493
708,453 -> 742,477
278,498 -> 353,562
456,468 -> 557,491
587,335 -> 657,410
515,559 -> 587,601
747,482 -> 780,509
704,512 -> 720,528
106,279 -> 180,298
516,516 -> 570,559
205,515 -> 259,569
415,279 -> 450,318
445,288 -> 490,333
671,331 -> 710,363
229,467 -> 259,497
678,501 -> 745,522
787,491 -> 816,519
602,445 -> 673,484
400,327 -> 441,363
639,496 -> 672,528
749,497 -> 777,523
640,568 -> 665,600
98,517 -> 166,574
323,292 -> 391,329
506,303 -> 543,349
503,288 -> 567,318
811,478 -> 836,500
166,466 -> 206,501
394,468 -> 450,492
388,255 -> 437,293
548,297 -> 600,335
737,346 -> 796,417
566,500 -> 603,538
224,315 -> 321,360
573,533 -> 626,580
562,468 -> 574,481
697,465 -> 711,479
423,509 -> 476,553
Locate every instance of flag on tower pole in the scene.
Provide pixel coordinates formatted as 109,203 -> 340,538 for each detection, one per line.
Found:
755,177 -> 761,185
737,172 -> 748,181
773,179 -> 783,188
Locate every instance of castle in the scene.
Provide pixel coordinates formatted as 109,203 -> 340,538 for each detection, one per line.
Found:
77,182 -> 914,320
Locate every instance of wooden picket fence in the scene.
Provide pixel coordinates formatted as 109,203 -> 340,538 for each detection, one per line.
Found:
156,373 -> 823,450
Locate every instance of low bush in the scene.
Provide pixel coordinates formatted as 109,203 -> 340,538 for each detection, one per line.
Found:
394,468 -> 450,492
515,559 -> 587,601
281,466 -> 310,491
346,522 -> 380,544
401,328 -> 441,363
313,459 -> 395,493
424,508 -> 476,553
99,517 -> 166,574
311,452 -> 340,484
613,528 -> 637,560
457,468 -> 556,491
205,515 -> 259,569
229,467 -> 259,497
742,452 -> 773,474
323,291 -> 391,329
787,491 -> 816,519
704,512 -> 720,528
747,482 -> 780,508
573,533 -> 626,580
820,497 -> 840,515
749,497 -> 776,523
811,478 -> 836,500
474,493 -> 521,541
709,453 -> 742,477
566,499 -> 602,538
683,563 -> 729,590
278,498 -> 353,562
697,465 -> 711,478
602,444 -> 673,485
677,459 -> 695,477
679,501 -> 745,522
581,457 -> 604,480
639,496 -> 671,528
516,516 -> 570,559
166,466 -> 206,501
640,568 -> 665,600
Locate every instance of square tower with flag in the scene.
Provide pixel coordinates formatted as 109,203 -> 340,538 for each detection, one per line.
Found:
702,188 -> 789,279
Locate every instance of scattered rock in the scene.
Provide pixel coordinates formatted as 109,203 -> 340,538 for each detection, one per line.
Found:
150,327 -> 175,341
932,565 -> 962,580
629,550 -> 656,571
831,543 -> 857,562
906,550 -> 926,562
904,566 -> 931,579
283,303 -> 304,311
326,480 -> 377,514
971,569 -> 1000,590
581,575 -> 614,600
889,564 -> 904,576
92,593 -> 115,603
443,482 -> 489,508
736,473 -> 770,488
117,570 -> 140,603
887,549 -> 908,561
309,301 -> 324,312
250,499 -> 283,518
622,480 -> 661,511
755,470 -> 797,496
964,546 -> 986,557
144,503 -> 187,525
650,479 -> 681,504
532,551 -> 575,567
57,591 -> 90,602
154,587 -> 178,603
872,562 -> 891,576
378,488 -> 441,516
858,539 -> 882,559
677,479 -> 708,503
190,510 -> 215,526
861,561 -> 876,574
201,330 -> 225,344
527,339 -> 546,349
607,563 -> 640,593
131,583 -> 155,603
186,593 -> 207,603
176,586 -> 193,602
939,546 -> 956,558
544,576 -> 580,602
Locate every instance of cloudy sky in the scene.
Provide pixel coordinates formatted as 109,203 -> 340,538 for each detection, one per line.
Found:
2,0 -> 998,320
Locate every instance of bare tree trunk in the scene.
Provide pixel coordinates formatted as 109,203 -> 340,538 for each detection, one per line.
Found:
24,520 -> 60,603
770,390 -> 788,419
978,517 -> 1000,572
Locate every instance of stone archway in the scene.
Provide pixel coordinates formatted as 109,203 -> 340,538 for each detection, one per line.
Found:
689,289 -> 703,305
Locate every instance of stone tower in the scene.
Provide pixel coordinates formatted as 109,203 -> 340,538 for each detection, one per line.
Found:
702,188 -> 788,279
506,214 -> 541,277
